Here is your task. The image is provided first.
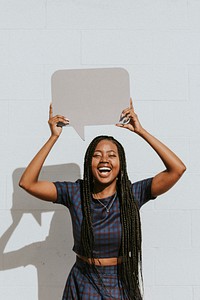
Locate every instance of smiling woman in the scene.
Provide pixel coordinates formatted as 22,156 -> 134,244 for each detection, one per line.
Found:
19,99 -> 186,300
91,139 -> 120,194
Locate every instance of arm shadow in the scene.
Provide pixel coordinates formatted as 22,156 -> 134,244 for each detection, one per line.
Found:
0,163 -> 81,300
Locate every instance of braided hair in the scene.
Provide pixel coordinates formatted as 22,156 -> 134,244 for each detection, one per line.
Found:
80,135 -> 143,299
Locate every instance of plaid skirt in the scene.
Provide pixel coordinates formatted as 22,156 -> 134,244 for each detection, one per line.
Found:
62,257 -> 129,299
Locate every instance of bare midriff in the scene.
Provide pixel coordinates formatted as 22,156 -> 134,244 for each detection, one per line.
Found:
77,254 -> 122,266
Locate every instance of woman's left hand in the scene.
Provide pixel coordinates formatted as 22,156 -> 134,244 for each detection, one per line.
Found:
116,98 -> 143,134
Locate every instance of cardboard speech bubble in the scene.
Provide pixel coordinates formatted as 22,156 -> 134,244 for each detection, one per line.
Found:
51,68 -> 130,140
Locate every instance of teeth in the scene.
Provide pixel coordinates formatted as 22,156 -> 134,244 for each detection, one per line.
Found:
98,167 -> 111,172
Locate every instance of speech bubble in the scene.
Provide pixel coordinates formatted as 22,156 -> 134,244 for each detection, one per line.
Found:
51,68 -> 130,140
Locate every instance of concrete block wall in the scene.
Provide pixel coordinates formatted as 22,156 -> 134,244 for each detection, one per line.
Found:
0,1 -> 199,299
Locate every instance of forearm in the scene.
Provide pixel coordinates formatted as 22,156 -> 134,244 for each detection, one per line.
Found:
19,135 -> 58,189
137,128 -> 186,175
118,99 -> 186,196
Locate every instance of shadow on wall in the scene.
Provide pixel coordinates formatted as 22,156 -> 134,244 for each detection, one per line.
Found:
0,163 -> 81,300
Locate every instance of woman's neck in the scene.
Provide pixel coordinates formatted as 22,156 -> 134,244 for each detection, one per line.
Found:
92,182 -> 117,198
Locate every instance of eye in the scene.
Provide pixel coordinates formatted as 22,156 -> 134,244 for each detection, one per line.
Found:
93,153 -> 101,158
109,154 -> 117,158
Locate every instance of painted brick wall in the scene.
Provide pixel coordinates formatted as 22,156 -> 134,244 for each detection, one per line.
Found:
0,1 -> 199,299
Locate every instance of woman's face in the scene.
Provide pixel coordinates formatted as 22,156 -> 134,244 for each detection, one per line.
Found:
91,139 -> 120,187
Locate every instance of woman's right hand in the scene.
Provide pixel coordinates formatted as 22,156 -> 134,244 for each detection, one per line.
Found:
19,103 -> 68,202
48,103 -> 69,137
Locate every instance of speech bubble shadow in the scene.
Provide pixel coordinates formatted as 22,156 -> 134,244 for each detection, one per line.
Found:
51,68 -> 130,140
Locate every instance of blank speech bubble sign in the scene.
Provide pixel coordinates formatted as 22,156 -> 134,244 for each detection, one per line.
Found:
51,68 -> 130,140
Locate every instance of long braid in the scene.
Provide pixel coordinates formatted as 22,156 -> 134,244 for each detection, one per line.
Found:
81,135 -> 143,299
80,137 -> 104,289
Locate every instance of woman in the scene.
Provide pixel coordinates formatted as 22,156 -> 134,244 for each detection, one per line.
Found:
19,99 -> 186,299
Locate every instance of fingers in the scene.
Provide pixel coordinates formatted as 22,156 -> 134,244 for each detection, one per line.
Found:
116,123 -> 131,130
121,98 -> 134,116
49,103 -> 53,119
49,115 -> 69,126
121,108 -> 131,119
130,97 -> 133,109
116,98 -> 141,133
49,103 -> 69,125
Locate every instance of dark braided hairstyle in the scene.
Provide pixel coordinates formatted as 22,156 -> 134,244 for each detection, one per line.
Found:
81,135 -> 143,300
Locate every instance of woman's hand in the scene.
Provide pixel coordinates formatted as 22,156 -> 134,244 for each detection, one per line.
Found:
48,103 -> 69,137
19,103 -> 70,202
116,98 -> 143,134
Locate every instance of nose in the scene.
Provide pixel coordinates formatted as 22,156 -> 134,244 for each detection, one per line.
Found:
100,154 -> 109,163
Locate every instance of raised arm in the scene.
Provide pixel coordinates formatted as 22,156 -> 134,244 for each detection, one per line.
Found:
116,99 -> 186,197
19,104 -> 69,202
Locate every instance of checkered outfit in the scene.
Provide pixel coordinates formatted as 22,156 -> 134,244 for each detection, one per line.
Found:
54,178 -> 155,299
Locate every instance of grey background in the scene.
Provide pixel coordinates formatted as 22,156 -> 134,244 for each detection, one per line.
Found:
0,1 -> 199,299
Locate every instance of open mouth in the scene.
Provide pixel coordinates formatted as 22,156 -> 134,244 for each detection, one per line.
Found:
98,167 -> 112,174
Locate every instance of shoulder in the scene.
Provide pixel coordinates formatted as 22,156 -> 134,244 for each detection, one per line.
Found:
67,179 -> 83,196
54,179 -> 82,191
53,179 -> 83,207
132,177 -> 153,193
131,177 -> 156,208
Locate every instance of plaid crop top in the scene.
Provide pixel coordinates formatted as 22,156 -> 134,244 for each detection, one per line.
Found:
53,178 -> 155,258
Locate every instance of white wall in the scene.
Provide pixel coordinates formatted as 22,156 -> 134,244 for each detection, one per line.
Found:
0,1 -> 199,299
